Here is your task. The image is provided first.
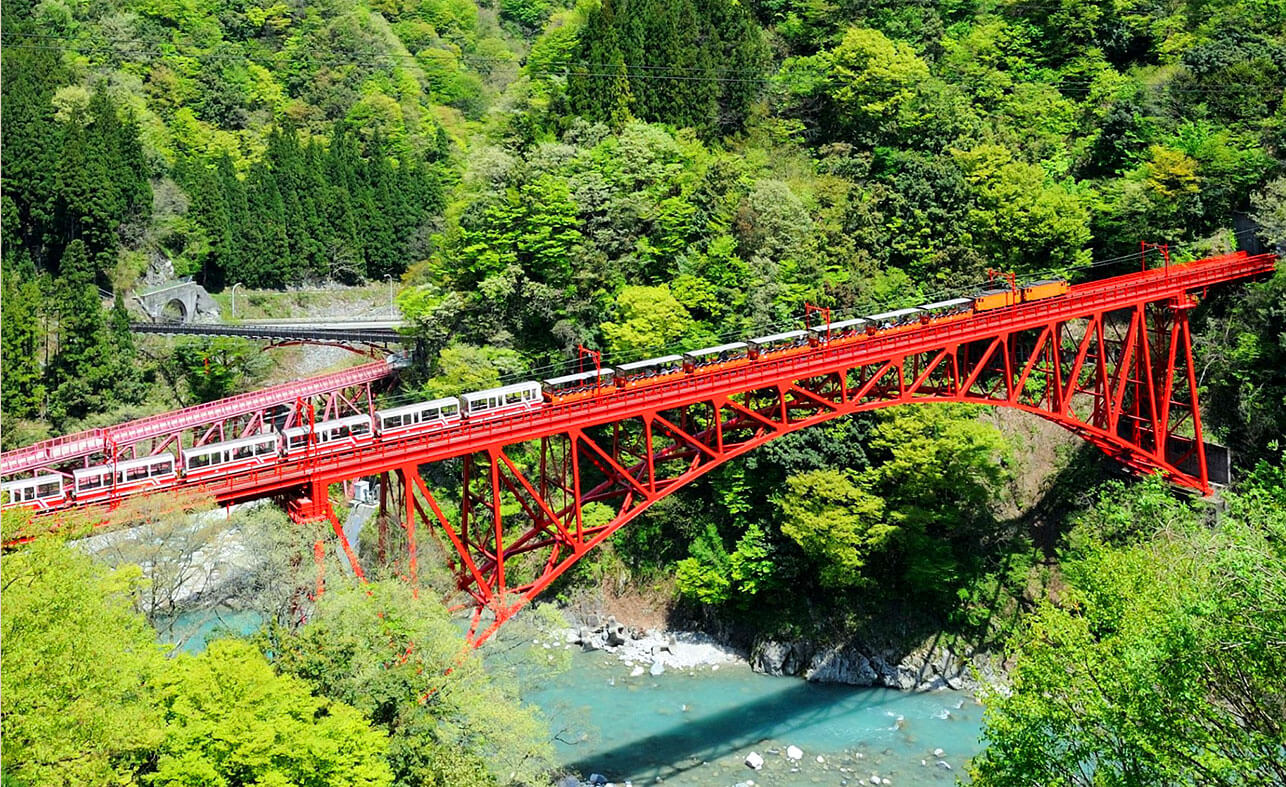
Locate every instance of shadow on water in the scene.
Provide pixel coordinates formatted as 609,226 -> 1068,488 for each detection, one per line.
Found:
560,679 -> 907,783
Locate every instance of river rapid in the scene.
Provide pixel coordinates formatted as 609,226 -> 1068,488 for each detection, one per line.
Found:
523,642 -> 984,786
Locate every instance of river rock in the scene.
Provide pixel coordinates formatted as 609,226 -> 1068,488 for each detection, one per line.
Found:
555,777 -> 580,787
589,774 -> 608,785
744,752 -> 764,770
649,661 -> 664,676
604,617 -> 628,647
630,665 -> 645,677
804,645 -> 879,686
936,761 -> 952,771
750,640 -> 813,676
785,745 -> 803,761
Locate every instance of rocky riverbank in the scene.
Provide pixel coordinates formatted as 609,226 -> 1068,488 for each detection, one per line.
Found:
559,613 -> 1005,693
750,637 -> 1006,693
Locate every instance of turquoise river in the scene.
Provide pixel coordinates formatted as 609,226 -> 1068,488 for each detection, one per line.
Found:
522,646 -> 984,786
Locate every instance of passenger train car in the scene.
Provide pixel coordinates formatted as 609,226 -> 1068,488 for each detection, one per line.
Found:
2,275 -> 1073,511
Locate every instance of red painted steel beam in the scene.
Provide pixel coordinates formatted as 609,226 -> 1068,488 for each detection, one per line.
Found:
2,359 -> 397,477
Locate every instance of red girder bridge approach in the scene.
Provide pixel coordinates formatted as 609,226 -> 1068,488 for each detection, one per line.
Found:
3,251 -> 1277,645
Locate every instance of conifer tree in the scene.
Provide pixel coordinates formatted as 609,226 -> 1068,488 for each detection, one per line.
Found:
1,267 -> 47,419
239,164 -> 293,287
46,241 -> 123,421
216,153 -> 250,281
363,134 -> 401,280
188,161 -> 233,289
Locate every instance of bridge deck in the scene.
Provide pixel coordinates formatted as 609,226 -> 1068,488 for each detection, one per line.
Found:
108,252 -> 1285,506
3,252 -> 1276,505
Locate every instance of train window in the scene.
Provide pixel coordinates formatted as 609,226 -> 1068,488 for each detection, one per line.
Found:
256,440 -> 275,455
37,481 -> 60,498
152,461 -> 172,475
189,453 -> 212,469
125,465 -> 149,482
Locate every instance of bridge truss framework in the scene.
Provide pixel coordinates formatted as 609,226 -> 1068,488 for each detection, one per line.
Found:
4,251 -> 1277,645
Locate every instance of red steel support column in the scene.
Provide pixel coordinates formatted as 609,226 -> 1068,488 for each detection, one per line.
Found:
1179,306 -> 1210,492
400,465 -> 419,595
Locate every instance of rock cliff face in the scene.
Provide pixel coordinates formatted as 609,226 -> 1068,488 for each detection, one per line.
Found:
749,638 -> 1005,692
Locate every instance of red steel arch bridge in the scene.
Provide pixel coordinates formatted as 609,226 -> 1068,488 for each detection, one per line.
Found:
2,250 -> 1277,645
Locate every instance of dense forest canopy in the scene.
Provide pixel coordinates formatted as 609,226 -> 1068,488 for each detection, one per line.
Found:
2,0 -> 1286,782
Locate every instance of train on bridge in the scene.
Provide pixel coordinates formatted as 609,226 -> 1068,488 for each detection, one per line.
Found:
1,276 -> 1070,513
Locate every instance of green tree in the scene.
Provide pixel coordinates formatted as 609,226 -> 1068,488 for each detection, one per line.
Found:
828,28 -> 929,140
1,266 -> 47,418
777,467 -> 890,589
600,284 -> 700,359
151,640 -> 394,787
166,337 -> 273,404
1,537 -> 166,785
954,144 -> 1092,274
46,240 -> 137,422
973,472 -> 1286,785
263,582 -> 555,787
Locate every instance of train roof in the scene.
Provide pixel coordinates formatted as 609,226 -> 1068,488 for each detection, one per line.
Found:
811,317 -> 868,334
376,397 -> 460,419
1024,279 -> 1064,286
2,473 -> 64,489
866,307 -> 924,321
683,342 -> 749,357
182,432 -> 278,456
975,288 -> 1011,297
282,413 -> 371,437
460,380 -> 542,403
543,368 -> 614,386
919,297 -> 973,311
747,329 -> 809,345
616,355 -> 684,372
73,454 -> 175,478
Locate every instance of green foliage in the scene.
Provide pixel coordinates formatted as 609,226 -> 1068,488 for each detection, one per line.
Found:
777,468 -> 890,589
46,240 -> 145,423
151,640 -> 394,787
600,284 -> 700,359
827,28 -> 930,137
263,582 -> 555,787
566,0 -> 768,135
0,265 -> 47,418
675,522 -> 734,603
165,337 -> 273,403
1198,267 -> 1286,465
973,470 -> 1286,785
420,343 -> 524,398
1,538 -> 165,786
954,144 -> 1091,274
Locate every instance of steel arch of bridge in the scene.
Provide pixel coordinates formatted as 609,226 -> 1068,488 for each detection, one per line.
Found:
359,290 -> 1219,645
4,251 -> 1277,645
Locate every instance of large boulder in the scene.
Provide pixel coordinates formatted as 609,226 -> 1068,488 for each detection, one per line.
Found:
750,640 -> 812,676
804,646 -> 879,686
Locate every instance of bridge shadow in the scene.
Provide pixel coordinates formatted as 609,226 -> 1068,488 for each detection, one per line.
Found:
556,678 -> 907,783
